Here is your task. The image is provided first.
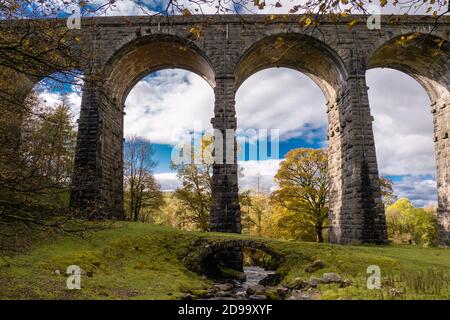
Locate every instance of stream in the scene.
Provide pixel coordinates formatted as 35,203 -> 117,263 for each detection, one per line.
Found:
204,266 -> 276,300
238,266 -> 275,291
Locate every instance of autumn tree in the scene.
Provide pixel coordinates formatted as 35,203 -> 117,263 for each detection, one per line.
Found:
124,137 -> 163,222
171,135 -> 214,231
272,148 -> 329,242
240,189 -> 272,237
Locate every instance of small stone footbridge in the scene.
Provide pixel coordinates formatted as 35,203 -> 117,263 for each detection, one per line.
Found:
182,238 -> 285,275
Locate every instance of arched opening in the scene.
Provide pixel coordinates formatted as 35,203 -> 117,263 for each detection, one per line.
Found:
105,35 -> 215,105
235,34 -> 348,101
123,69 -> 214,224
235,68 -> 327,240
367,33 -> 450,245
103,34 -> 216,224
22,72 -> 83,206
234,34 -> 346,243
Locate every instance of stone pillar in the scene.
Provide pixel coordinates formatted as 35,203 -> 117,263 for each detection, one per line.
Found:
70,78 -> 124,220
210,76 -> 242,271
210,76 -> 241,233
432,94 -> 450,246
328,74 -> 388,244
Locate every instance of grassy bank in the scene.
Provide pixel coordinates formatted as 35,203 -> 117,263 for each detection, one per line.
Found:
0,222 -> 449,300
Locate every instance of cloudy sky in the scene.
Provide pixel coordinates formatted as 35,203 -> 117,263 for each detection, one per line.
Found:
118,67 -> 437,207
34,0 -> 442,207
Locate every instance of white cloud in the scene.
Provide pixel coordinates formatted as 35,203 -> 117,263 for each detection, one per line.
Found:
124,70 -> 215,145
125,68 -> 327,146
236,68 -> 327,142
37,90 -> 82,123
393,176 -> 438,208
238,159 -> 282,193
154,172 -> 180,191
367,68 -> 435,177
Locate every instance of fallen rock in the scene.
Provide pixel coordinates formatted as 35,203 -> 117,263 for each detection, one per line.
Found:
309,276 -> 324,287
322,272 -> 342,283
305,260 -> 326,273
288,290 -> 317,300
259,274 -> 282,286
340,279 -> 352,288
181,293 -> 194,300
276,286 -> 291,296
246,284 -> 266,296
53,270 -> 61,276
290,277 -> 308,290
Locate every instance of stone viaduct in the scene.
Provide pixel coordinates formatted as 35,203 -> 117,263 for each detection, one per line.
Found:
1,14 -> 449,246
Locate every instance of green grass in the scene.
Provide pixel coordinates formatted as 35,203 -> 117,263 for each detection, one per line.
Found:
0,222 -> 449,300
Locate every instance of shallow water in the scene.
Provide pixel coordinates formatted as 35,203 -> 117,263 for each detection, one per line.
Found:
241,266 -> 275,289
205,266 -> 275,300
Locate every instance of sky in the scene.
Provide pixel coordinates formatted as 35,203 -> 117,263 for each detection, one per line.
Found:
32,0 -> 443,207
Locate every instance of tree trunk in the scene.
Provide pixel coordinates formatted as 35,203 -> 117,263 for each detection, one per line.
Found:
316,227 -> 323,243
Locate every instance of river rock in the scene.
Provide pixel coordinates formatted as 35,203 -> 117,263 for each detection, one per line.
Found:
214,283 -> 234,292
305,260 -> 326,273
246,284 -> 266,296
235,291 -> 247,299
322,272 -> 342,283
216,291 -> 233,297
249,295 -> 267,300
259,273 -> 281,286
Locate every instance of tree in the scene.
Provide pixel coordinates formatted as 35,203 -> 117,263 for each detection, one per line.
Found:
386,198 -> 438,246
271,148 -> 329,242
124,137 -> 163,222
379,176 -> 397,206
240,190 -> 272,237
171,136 -> 213,231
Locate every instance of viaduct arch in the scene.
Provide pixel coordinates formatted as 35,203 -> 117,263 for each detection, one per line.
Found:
1,15 -> 449,246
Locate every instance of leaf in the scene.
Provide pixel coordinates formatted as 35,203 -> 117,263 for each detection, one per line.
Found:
275,1 -> 282,7
300,17 -> 312,27
348,18 -> 357,29
182,8 -> 191,16
380,0 -> 388,6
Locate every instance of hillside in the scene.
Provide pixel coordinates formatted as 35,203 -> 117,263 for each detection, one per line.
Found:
0,222 -> 449,300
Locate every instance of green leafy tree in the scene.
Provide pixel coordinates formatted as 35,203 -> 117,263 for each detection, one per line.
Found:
386,198 -> 438,246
